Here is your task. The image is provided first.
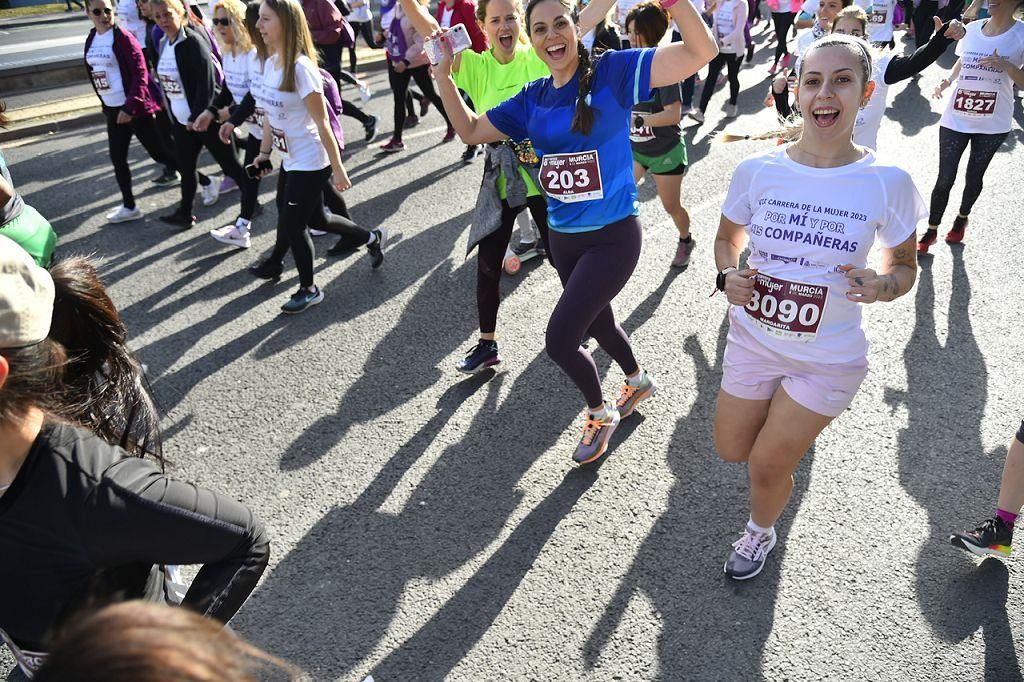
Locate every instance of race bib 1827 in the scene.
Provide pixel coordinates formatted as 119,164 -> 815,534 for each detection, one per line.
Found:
539,150 -> 603,203
744,273 -> 828,341
953,88 -> 997,117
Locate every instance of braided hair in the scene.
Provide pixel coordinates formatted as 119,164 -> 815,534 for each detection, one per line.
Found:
525,0 -> 599,135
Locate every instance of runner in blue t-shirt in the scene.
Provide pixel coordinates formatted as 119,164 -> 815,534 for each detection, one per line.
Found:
431,0 -> 717,464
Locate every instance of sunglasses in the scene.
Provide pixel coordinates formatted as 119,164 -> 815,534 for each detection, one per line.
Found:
212,17 -> 231,25
91,7 -> 113,15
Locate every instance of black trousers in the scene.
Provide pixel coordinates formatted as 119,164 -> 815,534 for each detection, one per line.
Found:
700,52 -> 742,112
348,21 -> 381,71
928,126 -> 1008,226
388,62 -> 450,140
172,120 -> 256,219
103,105 -> 178,209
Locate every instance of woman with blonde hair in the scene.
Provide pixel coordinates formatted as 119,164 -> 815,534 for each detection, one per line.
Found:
249,0 -> 387,314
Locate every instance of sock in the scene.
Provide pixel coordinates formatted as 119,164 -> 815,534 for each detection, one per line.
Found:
996,508 -> 1018,528
679,236 -> 692,244
236,217 -> 251,232
588,403 -> 608,420
365,231 -> 379,246
480,337 -> 497,348
626,369 -> 645,387
747,517 -> 774,537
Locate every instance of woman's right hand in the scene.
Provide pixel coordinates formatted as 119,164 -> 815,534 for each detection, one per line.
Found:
725,268 -> 758,306
933,78 -> 951,100
218,122 -> 236,145
193,110 -> 214,132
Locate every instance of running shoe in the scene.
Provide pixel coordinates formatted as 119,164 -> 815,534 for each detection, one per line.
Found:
456,339 -> 501,373
364,114 -> 378,142
724,103 -> 738,118
250,258 -> 283,280
404,114 -> 420,129
159,210 -> 196,229
281,286 -> 324,314
746,43 -> 755,62
945,215 -> 968,244
511,240 -> 537,256
154,167 -> 180,186
724,526 -> 778,580
366,227 -> 388,268
210,218 -> 251,248
572,403 -> 621,465
616,372 -> 658,418
419,98 -> 431,117
219,176 -> 239,195
381,138 -> 406,153
950,517 -> 1013,558
201,176 -> 222,206
442,127 -> 457,143
768,60 -> 779,76
106,205 -> 143,224
359,82 -> 373,103
781,53 -> 793,70
462,145 -> 480,163
917,228 -> 938,254
690,110 -> 705,124
672,237 -> 695,269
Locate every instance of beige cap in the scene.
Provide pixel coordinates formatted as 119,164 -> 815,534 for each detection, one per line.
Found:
0,234 -> 54,349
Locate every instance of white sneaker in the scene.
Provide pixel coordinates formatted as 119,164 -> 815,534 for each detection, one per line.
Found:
690,109 -> 705,123
105,205 -> 144,224
359,83 -> 373,104
724,103 -> 738,118
210,219 -> 251,248
201,176 -> 222,206
309,229 -> 328,237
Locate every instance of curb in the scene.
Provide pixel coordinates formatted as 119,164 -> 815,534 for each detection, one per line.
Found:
0,106 -> 103,143
0,13 -> 89,30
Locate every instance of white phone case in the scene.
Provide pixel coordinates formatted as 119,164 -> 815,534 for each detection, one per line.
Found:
424,23 -> 473,66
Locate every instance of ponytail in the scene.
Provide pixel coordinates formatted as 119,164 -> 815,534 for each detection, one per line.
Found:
571,39 -> 596,135
47,257 -> 163,464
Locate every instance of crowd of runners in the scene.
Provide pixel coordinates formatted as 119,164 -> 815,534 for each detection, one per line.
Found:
0,0 -> 1023,675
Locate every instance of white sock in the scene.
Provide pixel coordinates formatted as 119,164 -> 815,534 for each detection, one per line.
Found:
626,369 -> 645,387
235,217 -> 251,232
365,230 -> 378,246
588,403 -> 608,420
747,518 -> 774,537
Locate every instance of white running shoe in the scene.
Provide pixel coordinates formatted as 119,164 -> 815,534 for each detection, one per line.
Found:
201,176 -> 222,206
359,82 -> 373,103
309,229 -> 328,237
210,219 -> 251,248
105,205 -> 144,224
724,103 -> 738,118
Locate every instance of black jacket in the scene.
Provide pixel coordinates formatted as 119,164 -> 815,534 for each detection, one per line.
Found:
0,423 -> 269,657
167,24 -> 221,123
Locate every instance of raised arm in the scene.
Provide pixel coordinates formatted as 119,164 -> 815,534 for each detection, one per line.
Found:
884,17 -> 963,85
650,0 -> 718,88
578,0 -> 618,36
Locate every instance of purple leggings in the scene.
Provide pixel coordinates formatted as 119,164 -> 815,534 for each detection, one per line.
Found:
545,216 -> 642,409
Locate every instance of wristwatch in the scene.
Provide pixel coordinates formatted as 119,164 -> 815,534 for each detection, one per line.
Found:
716,266 -> 737,292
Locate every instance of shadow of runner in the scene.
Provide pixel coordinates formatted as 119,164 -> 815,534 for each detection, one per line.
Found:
884,252 -> 1021,680
583,322 -> 816,676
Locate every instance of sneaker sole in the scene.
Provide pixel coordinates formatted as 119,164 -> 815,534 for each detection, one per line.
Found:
724,532 -> 778,580
210,234 -> 251,248
107,214 -> 143,224
619,383 -> 658,419
573,415 -> 621,466
949,535 -> 1011,558
456,357 -> 502,374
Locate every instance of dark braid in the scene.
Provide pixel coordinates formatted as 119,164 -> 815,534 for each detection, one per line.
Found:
571,39 -> 596,135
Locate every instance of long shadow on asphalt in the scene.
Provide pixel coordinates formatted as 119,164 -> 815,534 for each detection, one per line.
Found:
583,319 -> 816,676
888,76 -> 942,138
884,252 -> 1021,680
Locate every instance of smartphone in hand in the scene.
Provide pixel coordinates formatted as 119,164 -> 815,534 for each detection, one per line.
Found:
244,159 -> 272,179
424,24 -> 473,66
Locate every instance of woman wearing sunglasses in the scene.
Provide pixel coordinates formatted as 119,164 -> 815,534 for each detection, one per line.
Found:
84,0 -> 181,225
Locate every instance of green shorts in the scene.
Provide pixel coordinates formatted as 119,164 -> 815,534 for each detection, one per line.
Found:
0,204 -> 57,267
632,142 -> 688,176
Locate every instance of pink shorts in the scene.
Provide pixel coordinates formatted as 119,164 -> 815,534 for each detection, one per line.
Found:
721,320 -> 869,418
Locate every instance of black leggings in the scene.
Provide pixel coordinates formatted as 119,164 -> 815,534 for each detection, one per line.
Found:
476,195 -> 550,335
242,133 -> 263,195
913,0 -> 937,49
546,216 -> 642,409
388,62 -> 450,140
103,105 -> 177,209
270,167 -> 371,288
348,21 -> 381,71
772,11 -> 796,64
172,121 -> 256,218
700,52 -> 741,112
928,126 -> 1008,226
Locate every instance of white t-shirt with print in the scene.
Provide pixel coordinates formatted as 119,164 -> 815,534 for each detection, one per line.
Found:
86,30 -> 127,108
261,54 -> 329,172
854,52 -> 893,150
866,0 -> 897,43
939,19 -> 1024,135
223,48 -> 264,140
715,0 -> 745,54
117,0 -> 148,45
350,0 -> 372,23
440,5 -> 454,28
157,33 -> 192,125
721,146 -> 926,363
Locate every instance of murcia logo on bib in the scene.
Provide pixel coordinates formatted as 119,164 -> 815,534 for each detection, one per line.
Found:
539,150 -> 603,203
744,272 -> 828,341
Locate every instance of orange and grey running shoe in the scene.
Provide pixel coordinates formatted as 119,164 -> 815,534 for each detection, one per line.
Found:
572,403 -> 620,465
616,372 -> 658,419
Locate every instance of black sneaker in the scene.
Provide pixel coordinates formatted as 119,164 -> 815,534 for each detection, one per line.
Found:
511,240 -> 537,256
950,517 -> 1013,558
281,286 -> 324,314
159,210 -> 196,229
366,228 -> 387,269
746,43 -> 755,63
154,167 -> 180,186
456,339 -> 501,373
363,114 -> 378,142
250,258 -> 283,280
462,145 -> 480,163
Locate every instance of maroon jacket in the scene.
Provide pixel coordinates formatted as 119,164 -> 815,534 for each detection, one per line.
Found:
301,0 -> 345,46
83,25 -> 162,117
435,0 -> 487,53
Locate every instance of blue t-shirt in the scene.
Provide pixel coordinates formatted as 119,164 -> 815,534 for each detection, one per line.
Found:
487,48 -> 655,233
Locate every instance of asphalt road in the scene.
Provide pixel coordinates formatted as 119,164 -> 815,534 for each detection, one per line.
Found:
3,31 -> 1024,681
0,19 -> 92,70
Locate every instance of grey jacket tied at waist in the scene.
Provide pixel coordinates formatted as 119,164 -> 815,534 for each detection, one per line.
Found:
467,143 -> 541,256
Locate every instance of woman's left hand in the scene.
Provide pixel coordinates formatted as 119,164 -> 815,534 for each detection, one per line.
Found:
840,264 -> 882,304
333,165 -> 352,192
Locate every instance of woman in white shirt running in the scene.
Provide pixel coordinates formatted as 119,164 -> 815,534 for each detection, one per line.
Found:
918,0 -> 1024,253
249,0 -> 387,314
712,34 -> 925,580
